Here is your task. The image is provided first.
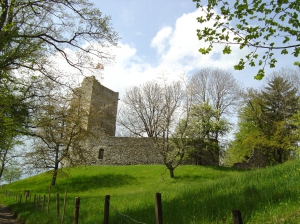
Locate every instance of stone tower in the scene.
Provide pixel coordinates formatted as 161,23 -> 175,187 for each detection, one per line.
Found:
77,76 -> 119,136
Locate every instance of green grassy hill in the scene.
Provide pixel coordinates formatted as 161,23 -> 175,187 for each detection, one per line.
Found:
1,161 -> 300,223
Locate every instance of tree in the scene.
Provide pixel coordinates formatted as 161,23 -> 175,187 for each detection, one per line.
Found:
0,75 -> 29,178
24,78 -> 92,186
290,102 -> 300,158
194,0 -> 300,79
224,90 -> 266,165
188,68 -> 241,142
118,82 -> 164,137
2,165 -> 22,184
177,102 -> 230,165
1,0 -> 118,181
260,75 -> 299,163
226,73 -> 299,165
119,79 -> 191,178
0,0 -> 118,79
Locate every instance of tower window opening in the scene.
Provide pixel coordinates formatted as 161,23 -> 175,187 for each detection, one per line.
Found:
98,149 -> 104,159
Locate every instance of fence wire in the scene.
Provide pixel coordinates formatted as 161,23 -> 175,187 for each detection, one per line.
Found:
108,198 -> 147,224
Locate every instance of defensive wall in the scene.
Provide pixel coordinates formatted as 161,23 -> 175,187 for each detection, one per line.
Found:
71,76 -> 219,166
85,136 -> 219,166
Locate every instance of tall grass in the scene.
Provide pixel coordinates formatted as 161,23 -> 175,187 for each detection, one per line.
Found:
1,160 -> 300,223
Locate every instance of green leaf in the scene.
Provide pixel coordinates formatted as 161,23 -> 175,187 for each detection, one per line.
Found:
294,61 -> 300,67
223,45 -> 232,54
234,59 -> 245,70
199,47 -> 212,55
254,69 -> 265,80
283,36 -> 290,44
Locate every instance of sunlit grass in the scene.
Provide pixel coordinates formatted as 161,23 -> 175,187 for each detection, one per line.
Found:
1,161 -> 300,223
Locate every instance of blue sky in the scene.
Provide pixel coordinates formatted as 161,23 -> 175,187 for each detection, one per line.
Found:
81,0 -> 298,98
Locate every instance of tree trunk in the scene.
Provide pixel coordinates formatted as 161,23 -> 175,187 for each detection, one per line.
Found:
168,167 -> 175,178
51,148 -> 60,186
51,163 -> 59,186
277,148 -> 283,164
0,149 -> 8,179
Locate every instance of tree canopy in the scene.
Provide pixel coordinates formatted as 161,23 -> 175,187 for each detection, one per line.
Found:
225,73 -> 299,165
176,101 -> 230,165
24,78 -> 92,186
0,0 -> 118,180
118,79 -> 190,178
189,68 -> 242,141
0,75 -> 29,178
0,0 -> 118,80
194,0 -> 300,79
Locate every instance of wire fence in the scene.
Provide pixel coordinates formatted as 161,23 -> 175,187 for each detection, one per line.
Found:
2,189 -> 244,224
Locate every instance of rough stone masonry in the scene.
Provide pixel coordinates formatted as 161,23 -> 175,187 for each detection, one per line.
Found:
68,76 -> 219,166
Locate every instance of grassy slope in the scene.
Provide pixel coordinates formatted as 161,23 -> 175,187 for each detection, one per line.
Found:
1,161 -> 300,224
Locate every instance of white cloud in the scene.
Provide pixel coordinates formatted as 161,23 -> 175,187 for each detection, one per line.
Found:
55,8 -> 252,99
100,43 -> 186,98
153,8 -> 250,72
151,26 -> 172,54
100,8 -> 251,99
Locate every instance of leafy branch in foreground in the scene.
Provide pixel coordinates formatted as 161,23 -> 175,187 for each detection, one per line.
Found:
194,0 -> 300,79
0,0 -> 119,80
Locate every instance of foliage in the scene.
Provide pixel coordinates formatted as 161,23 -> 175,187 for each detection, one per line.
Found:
1,161 -> 300,223
188,68 -> 242,145
0,0 -> 118,77
289,99 -> 300,158
186,102 -> 230,140
0,0 -> 118,182
225,73 -> 299,165
0,75 -> 30,178
177,102 -> 230,164
194,0 -> 300,79
2,165 -> 22,184
24,78 -> 92,186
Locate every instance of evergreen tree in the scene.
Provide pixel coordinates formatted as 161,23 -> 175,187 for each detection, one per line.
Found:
260,76 -> 299,163
226,75 -> 299,165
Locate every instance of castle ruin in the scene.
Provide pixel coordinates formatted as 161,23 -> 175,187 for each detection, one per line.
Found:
72,76 -> 219,166
78,76 -> 119,136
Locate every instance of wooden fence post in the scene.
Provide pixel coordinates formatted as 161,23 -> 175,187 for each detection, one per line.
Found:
34,195 -> 36,209
232,210 -> 243,224
24,190 -> 30,202
104,195 -> 110,224
48,186 -> 51,214
42,195 -> 46,211
155,193 -> 163,224
56,193 -> 60,217
74,197 -> 80,224
39,195 -> 41,209
19,193 -> 22,204
61,190 -> 67,224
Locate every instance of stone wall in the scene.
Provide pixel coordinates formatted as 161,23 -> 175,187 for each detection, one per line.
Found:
233,148 -> 269,169
68,76 -> 220,167
80,76 -> 119,136
82,136 -> 219,166
90,137 -> 163,165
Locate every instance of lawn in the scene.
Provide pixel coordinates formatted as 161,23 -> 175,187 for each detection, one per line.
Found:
1,160 -> 300,223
